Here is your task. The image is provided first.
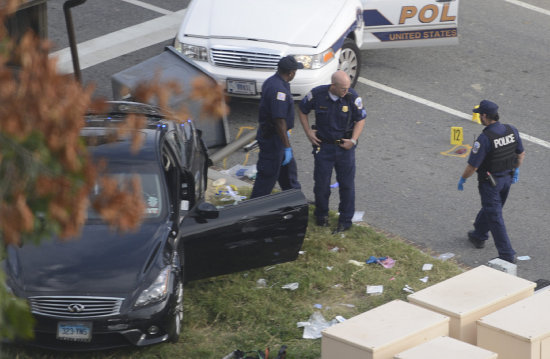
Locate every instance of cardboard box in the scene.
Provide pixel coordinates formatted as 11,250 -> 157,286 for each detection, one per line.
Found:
321,300 -> 449,359
407,265 -> 535,344
477,288 -> 550,359
393,336 -> 497,359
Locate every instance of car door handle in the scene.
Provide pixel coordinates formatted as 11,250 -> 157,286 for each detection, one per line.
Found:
281,207 -> 301,220
237,217 -> 254,225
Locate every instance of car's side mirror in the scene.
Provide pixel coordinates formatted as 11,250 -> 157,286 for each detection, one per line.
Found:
196,202 -> 219,219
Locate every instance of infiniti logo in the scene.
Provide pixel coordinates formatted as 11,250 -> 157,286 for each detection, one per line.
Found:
67,303 -> 85,313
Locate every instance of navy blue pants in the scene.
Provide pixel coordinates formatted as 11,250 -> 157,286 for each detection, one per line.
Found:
313,144 -> 355,226
471,174 -> 516,261
250,137 -> 300,199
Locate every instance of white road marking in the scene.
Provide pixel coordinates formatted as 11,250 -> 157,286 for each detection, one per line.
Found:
505,0 -> 550,16
358,77 -> 550,149
50,9 -> 186,73
120,0 -> 173,15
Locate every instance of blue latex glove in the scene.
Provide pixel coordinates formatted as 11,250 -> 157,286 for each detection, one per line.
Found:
457,177 -> 466,191
512,168 -> 520,184
287,130 -> 291,140
282,147 -> 293,166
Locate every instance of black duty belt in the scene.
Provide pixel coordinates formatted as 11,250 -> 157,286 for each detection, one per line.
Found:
477,170 -> 514,184
491,170 -> 515,177
318,136 -> 346,144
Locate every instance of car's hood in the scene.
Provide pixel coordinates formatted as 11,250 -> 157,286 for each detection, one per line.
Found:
182,0 -> 347,47
6,222 -> 170,295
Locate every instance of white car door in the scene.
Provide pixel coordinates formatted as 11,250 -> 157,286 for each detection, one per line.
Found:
361,0 -> 459,49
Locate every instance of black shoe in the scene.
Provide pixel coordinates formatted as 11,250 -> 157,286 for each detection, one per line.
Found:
316,217 -> 329,227
332,223 -> 351,234
468,230 -> 485,249
497,255 -> 517,264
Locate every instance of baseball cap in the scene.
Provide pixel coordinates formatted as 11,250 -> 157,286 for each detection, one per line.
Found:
473,100 -> 499,115
278,56 -> 304,71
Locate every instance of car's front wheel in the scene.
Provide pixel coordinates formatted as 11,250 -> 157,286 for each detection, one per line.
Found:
338,38 -> 361,88
167,277 -> 184,343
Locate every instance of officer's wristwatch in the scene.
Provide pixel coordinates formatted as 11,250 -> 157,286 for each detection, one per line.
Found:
350,139 -> 357,146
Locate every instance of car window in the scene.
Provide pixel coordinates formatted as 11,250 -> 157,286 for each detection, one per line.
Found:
87,172 -> 164,219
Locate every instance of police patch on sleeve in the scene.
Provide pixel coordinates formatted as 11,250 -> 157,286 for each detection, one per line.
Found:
306,91 -> 313,102
472,141 -> 480,154
354,96 -> 363,109
276,92 -> 286,101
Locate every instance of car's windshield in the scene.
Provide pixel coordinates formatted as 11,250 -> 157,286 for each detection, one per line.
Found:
87,172 -> 164,220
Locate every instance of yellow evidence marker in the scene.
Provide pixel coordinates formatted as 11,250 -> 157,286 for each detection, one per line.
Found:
450,126 -> 463,145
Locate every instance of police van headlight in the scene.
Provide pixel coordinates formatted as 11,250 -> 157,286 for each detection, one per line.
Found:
295,49 -> 335,70
174,40 -> 208,61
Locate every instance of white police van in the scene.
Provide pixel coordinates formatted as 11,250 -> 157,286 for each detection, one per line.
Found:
173,0 -> 459,99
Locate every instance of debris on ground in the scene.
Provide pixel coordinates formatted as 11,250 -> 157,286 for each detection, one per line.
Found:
422,263 -> 433,271
348,259 -> 365,267
297,312 -> 339,339
435,252 -> 455,261
366,256 -> 396,268
281,282 -> 299,291
366,285 -> 384,295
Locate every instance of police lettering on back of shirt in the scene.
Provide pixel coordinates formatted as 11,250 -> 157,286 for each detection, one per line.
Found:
493,133 -> 516,148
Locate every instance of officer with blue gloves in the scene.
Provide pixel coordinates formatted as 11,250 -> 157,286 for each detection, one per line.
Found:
250,56 -> 302,198
298,70 -> 366,233
458,100 -> 525,263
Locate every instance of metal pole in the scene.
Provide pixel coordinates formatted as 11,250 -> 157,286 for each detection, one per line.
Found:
209,130 -> 257,164
63,0 -> 87,82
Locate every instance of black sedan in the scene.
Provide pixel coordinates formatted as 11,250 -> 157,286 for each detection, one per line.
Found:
3,101 -> 309,350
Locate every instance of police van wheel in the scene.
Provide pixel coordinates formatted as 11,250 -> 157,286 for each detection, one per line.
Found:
339,39 -> 361,88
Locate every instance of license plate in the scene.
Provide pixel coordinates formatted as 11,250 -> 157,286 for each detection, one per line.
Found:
226,79 -> 256,95
57,322 -> 92,342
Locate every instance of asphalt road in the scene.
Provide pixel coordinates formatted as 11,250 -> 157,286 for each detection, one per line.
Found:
45,0 -> 550,282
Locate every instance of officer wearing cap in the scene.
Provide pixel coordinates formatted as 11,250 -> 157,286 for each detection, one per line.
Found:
457,100 -> 525,263
250,55 -> 303,198
298,70 -> 367,233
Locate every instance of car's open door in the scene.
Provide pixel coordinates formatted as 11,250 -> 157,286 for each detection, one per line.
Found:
181,189 -> 309,282
361,0 -> 459,49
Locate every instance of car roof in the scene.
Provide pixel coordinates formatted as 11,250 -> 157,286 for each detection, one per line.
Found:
82,101 -> 171,165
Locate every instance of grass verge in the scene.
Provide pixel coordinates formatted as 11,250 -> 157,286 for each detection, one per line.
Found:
1,189 -> 464,358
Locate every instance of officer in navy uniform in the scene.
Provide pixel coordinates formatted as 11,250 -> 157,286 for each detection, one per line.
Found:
250,56 -> 303,198
458,100 -> 525,263
298,70 -> 367,233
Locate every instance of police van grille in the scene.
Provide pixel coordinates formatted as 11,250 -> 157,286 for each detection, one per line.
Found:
29,296 -> 124,318
211,49 -> 280,70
